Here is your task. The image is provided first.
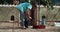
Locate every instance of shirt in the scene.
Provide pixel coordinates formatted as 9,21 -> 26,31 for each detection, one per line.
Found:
17,2 -> 32,13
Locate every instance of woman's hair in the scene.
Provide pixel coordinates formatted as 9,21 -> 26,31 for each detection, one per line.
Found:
42,15 -> 46,18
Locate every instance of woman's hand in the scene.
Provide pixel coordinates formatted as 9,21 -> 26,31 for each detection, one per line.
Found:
26,16 -> 32,21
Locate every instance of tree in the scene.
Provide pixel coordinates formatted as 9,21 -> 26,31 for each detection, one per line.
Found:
0,0 -> 13,4
42,0 -> 53,9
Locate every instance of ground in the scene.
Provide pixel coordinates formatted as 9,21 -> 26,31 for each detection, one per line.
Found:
0,26 -> 60,32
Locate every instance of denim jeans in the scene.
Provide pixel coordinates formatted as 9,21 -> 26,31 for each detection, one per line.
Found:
20,12 -> 29,28
25,18 -> 29,28
20,12 -> 25,27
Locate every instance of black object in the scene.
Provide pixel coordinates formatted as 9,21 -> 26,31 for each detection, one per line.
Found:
11,15 -> 15,21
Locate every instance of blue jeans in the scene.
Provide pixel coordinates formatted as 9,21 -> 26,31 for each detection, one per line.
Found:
20,13 -> 25,27
20,12 -> 29,28
25,18 -> 29,28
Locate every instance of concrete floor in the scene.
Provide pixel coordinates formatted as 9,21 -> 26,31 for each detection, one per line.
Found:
0,26 -> 60,32
0,21 -> 60,32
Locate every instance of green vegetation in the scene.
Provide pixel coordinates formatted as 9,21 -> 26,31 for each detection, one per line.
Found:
41,0 -> 53,10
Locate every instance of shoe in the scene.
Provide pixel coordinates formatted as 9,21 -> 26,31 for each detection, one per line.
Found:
21,26 -> 26,29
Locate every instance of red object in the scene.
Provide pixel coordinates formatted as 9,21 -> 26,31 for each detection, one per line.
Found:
33,25 -> 45,29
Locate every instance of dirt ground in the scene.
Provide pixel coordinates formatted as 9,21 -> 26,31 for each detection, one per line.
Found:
0,26 -> 60,32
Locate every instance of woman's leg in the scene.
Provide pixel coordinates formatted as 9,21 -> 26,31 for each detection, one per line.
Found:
20,19 -> 27,29
20,13 -> 25,28
25,18 -> 29,28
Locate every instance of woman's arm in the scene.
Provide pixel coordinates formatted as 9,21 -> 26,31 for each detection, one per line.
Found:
25,9 -> 32,21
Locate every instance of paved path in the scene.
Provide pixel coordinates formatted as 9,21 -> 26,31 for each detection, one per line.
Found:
0,26 -> 60,32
